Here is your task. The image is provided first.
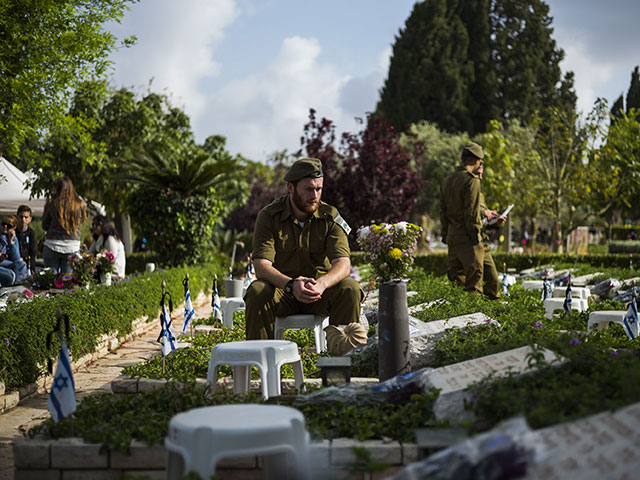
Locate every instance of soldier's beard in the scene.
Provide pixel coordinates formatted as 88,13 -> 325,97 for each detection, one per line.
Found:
292,189 -> 319,215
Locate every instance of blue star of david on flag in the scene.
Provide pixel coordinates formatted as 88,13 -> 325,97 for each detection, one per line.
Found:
47,340 -> 76,422
563,283 -> 572,315
623,293 -> 639,340
158,302 -> 177,356
182,287 -> 195,333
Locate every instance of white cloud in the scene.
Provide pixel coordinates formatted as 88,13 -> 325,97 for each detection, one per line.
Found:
197,36 -> 353,159
109,0 -> 238,118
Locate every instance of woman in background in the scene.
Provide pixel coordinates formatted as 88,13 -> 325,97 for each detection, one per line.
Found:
89,215 -> 126,279
42,177 -> 86,274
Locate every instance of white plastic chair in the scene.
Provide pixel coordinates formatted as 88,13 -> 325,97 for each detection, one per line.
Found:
220,297 -> 245,328
587,311 -> 627,332
543,297 -> 588,319
165,404 -> 311,480
206,340 -> 304,399
553,286 -> 590,300
521,280 -> 545,291
274,314 -> 329,353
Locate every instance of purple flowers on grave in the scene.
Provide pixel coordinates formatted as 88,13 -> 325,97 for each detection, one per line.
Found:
569,337 -> 581,346
4,338 -> 9,347
610,351 -> 619,357
534,322 -> 542,328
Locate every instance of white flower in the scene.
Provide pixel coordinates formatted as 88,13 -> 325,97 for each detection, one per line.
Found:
395,221 -> 408,234
358,226 -> 371,239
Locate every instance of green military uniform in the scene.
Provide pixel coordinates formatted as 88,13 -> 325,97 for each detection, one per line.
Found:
245,162 -> 363,340
440,165 -> 484,294
478,191 -> 500,299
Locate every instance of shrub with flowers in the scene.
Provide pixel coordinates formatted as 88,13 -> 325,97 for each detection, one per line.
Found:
95,250 -> 115,276
68,252 -> 97,286
25,270 -> 77,291
357,221 -> 422,283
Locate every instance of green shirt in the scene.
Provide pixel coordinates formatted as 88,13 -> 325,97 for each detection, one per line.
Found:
440,166 -> 482,244
252,195 -> 351,278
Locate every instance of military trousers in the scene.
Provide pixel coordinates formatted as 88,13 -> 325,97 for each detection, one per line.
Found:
446,235 -> 485,295
482,243 -> 500,300
244,277 -> 363,340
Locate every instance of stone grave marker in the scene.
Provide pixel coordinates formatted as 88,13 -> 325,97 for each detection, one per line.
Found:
421,345 -> 562,423
570,272 -> 603,287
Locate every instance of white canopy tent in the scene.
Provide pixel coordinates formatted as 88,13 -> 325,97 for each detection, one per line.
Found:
0,157 -> 47,216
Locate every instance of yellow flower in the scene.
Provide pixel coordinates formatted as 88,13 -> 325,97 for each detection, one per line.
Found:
389,248 -> 402,260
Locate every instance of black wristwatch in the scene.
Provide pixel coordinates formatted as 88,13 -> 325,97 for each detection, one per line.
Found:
284,277 -> 296,294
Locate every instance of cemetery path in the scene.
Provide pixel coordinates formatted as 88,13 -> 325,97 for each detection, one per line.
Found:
0,294 -> 213,479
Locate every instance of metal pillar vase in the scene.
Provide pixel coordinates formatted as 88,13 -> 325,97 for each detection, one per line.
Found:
377,279 -> 411,381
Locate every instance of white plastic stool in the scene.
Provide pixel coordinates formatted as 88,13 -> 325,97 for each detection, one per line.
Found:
553,286 -> 590,300
206,340 -> 304,399
166,404 -> 311,480
543,297 -> 588,319
220,297 -> 245,328
587,311 -> 627,331
274,314 -> 329,353
522,280 -> 546,291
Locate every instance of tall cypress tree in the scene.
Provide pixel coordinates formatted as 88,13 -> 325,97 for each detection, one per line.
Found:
376,0 -> 574,134
611,94 -> 624,125
376,0 -> 472,133
626,66 -> 640,113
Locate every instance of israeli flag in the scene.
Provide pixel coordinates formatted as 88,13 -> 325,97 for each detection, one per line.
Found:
502,273 -> 509,296
623,295 -> 639,340
47,340 -> 76,422
182,287 -> 195,332
563,284 -> 572,315
541,278 -> 552,301
213,288 -> 223,322
159,303 -> 177,356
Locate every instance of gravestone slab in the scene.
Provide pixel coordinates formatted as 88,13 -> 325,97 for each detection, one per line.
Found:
421,346 -> 562,423
409,312 -> 497,369
522,403 -> 640,479
570,272 -> 603,287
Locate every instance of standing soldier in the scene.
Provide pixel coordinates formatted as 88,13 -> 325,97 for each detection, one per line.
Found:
440,142 -> 484,294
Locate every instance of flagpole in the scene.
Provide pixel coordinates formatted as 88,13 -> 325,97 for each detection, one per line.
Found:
185,272 -> 194,338
161,280 -> 166,375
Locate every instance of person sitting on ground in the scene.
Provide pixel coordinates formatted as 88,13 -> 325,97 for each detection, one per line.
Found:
0,215 -> 29,286
88,215 -> 126,279
244,157 -> 365,353
42,176 -> 86,274
16,205 -> 37,276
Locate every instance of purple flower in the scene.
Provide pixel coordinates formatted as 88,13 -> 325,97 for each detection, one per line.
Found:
484,317 -> 493,323
533,322 -> 543,328
4,338 -> 9,347
130,305 -> 134,309
610,351 -> 619,357
569,337 -> 581,346
72,325 -> 76,332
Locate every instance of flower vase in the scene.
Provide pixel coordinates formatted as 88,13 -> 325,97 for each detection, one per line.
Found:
377,279 -> 411,381
100,272 -> 112,286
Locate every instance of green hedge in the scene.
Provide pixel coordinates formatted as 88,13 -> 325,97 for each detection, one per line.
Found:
610,225 -> 640,241
0,261 -> 226,390
354,251 -> 640,276
608,241 -> 640,254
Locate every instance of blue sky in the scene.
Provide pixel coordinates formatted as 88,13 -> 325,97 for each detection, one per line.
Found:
107,0 -> 640,161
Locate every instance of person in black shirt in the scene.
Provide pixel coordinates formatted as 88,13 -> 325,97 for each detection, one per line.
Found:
16,205 -> 37,275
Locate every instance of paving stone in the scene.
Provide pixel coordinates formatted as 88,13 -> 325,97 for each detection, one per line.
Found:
14,470 -> 61,480
13,438 -> 51,468
51,438 -> 108,469
110,441 -> 166,469
4,391 -> 19,411
110,377 -> 139,394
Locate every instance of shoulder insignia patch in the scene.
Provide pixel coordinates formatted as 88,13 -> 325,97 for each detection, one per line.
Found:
333,214 -> 351,235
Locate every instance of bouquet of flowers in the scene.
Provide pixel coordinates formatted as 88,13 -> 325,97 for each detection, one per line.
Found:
68,252 -> 96,286
95,250 -> 115,276
357,221 -> 422,284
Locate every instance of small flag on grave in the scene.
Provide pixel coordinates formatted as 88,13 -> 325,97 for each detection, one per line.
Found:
212,276 -> 223,323
623,290 -> 639,340
182,274 -> 195,333
157,289 -> 176,356
563,281 -> 572,315
502,272 -> 509,296
541,277 -> 552,301
47,339 -> 76,422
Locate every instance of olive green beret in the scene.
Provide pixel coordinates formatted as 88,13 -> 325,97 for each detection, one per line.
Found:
463,142 -> 484,160
284,157 -> 323,182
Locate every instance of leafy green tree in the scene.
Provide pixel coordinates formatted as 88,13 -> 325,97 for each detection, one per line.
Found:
0,0 -> 135,160
626,66 -> 640,113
